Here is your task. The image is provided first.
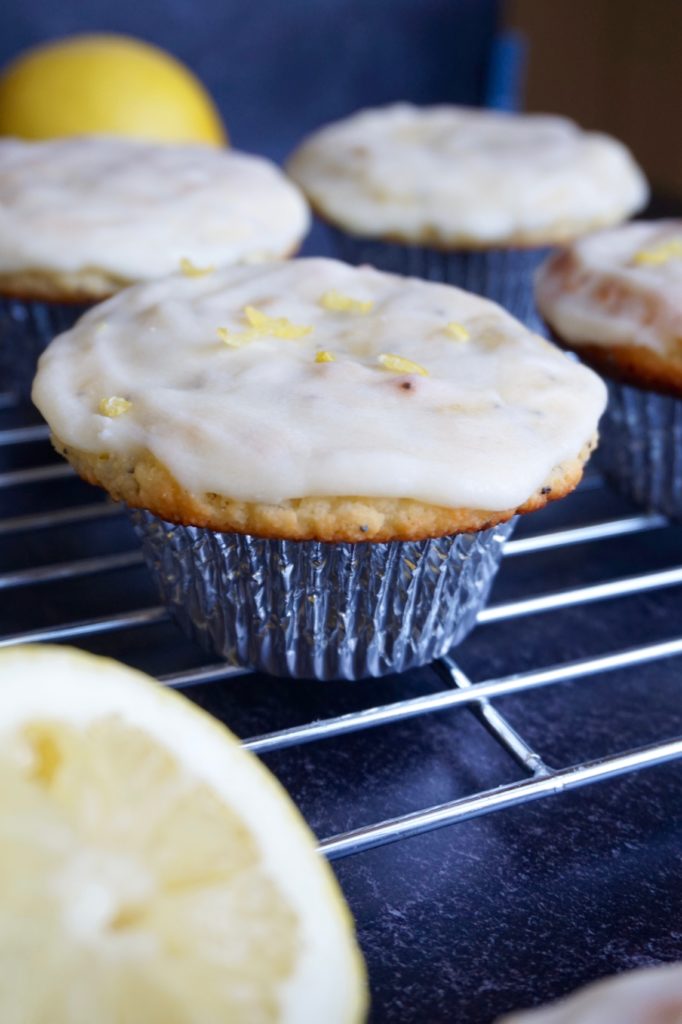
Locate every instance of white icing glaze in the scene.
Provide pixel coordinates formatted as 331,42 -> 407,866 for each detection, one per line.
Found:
0,136 -> 310,280
497,963 -> 682,1024
286,104 -> 648,245
32,258 -> 606,510
536,220 -> 682,356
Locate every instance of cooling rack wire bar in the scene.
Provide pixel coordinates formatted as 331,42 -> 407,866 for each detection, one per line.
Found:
1,396 -> 682,862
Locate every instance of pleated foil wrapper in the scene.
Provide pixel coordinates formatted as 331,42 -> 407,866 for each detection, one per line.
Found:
598,379 -> 682,518
132,510 -> 516,681
0,298 -> 91,397
326,227 -> 551,334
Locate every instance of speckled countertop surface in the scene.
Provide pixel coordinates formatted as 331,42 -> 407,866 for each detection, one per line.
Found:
2,393 -> 681,1023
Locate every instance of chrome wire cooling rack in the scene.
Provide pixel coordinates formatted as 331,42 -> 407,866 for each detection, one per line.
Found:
2,391 -> 682,862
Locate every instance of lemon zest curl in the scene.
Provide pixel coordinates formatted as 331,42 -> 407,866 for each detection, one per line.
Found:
377,353 -> 429,377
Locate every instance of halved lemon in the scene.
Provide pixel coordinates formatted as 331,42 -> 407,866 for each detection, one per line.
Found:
0,645 -> 366,1023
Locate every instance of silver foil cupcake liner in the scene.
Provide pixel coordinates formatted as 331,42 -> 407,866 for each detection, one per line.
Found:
0,297 -> 91,398
598,379 -> 682,518
326,226 -> 551,333
131,510 -> 516,681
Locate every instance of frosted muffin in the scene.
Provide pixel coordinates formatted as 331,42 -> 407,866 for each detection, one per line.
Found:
536,220 -> 682,517
33,258 -> 606,679
0,135 -> 310,393
286,104 -> 648,330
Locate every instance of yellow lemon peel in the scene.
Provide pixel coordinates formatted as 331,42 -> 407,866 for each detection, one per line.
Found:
217,306 -> 313,347
321,290 -> 374,314
445,321 -> 470,341
0,34 -> 227,145
180,257 -> 214,278
216,326 -> 249,349
632,239 -> 682,267
243,305 -> 313,339
315,350 -> 335,363
98,396 -> 132,417
377,353 -> 429,377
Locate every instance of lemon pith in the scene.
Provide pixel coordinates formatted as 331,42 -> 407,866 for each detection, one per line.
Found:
0,34 -> 226,145
0,646 -> 367,1024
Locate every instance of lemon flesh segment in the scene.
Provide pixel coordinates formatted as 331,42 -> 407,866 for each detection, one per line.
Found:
0,34 -> 226,145
0,646 -> 367,1024
1,717 -> 296,1023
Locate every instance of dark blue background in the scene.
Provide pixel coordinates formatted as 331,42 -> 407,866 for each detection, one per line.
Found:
0,0 -> 499,159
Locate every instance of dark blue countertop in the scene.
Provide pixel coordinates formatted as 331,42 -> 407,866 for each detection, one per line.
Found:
2,393 -> 681,1023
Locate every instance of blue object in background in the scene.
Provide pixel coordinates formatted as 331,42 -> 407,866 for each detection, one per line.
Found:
486,29 -> 527,111
0,0 -> 501,159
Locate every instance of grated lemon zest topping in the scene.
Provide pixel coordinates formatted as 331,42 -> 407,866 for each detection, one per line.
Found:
321,290 -> 374,314
216,326 -> 250,348
98,396 -> 132,418
632,239 -> 682,267
180,257 -> 215,278
445,321 -> 470,341
243,305 -> 313,339
315,350 -> 335,363
216,306 -> 312,347
377,353 -> 429,377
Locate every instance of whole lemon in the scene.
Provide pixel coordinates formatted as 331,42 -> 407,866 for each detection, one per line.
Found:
0,33 -> 227,146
